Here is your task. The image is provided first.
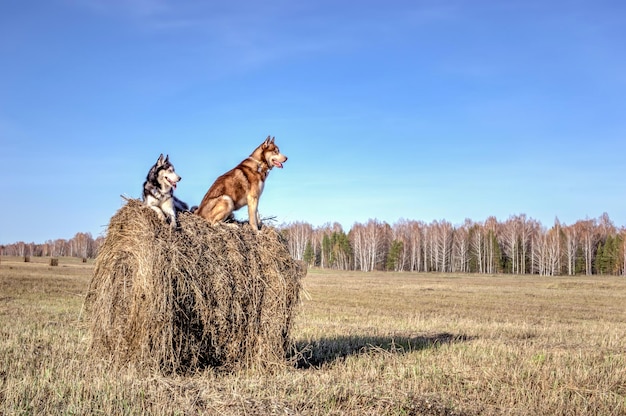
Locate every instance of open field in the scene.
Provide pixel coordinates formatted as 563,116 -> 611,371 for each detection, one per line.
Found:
1,256 -> 625,415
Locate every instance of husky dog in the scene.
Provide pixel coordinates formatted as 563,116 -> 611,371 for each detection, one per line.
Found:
142,154 -> 189,227
196,136 -> 287,230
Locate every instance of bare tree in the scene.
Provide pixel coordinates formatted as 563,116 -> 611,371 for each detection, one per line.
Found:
391,219 -> 412,271
484,216 -> 500,274
532,224 -> 560,276
409,221 -> 424,271
350,222 -> 367,271
597,212 -> 616,239
15,242 -> 25,257
93,236 -> 106,258
70,232 -> 95,259
429,220 -> 453,272
550,218 -> 562,275
310,227 -> 325,268
281,222 -> 313,261
499,215 -> 521,274
389,219 -> 425,271
470,222 -> 485,273
422,224 -> 435,272
312,223 -> 336,268
350,219 -> 389,272
452,219 -> 471,272
562,224 -> 578,275
518,214 -> 534,274
578,219 -> 598,276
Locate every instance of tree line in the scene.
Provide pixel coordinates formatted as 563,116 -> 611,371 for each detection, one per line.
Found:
2,213 -> 625,276
1,232 -> 104,259
279,213 -> 626,276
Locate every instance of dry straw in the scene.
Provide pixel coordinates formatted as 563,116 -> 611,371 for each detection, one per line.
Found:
84,199 -> 305,374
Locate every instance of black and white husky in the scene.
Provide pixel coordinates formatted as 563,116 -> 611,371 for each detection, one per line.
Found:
142,154 -> 189,227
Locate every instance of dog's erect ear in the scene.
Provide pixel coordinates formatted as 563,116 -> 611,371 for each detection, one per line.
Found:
262,135 -> 271,148
157,153 -> 165,165
164,154 -> 170,164
270,136 -> 275,144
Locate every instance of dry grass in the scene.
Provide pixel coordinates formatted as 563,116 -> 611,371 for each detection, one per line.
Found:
1,259 -> 625,415
85,200 -> 303,374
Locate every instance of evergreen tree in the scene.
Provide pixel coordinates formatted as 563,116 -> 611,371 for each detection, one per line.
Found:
386,240 -> 404,271
596,240 -> 606,274
331,231 -> 352,270
607,235 -> 619,274
596,236 -> 618,275
467,227 -> 479,273
489,231 -> 503,274
575,247 -> 585,275
303,241 -> 315,267
321,234 -> 331,268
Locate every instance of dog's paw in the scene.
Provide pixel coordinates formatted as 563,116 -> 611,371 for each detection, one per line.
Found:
247,223 -> 261,232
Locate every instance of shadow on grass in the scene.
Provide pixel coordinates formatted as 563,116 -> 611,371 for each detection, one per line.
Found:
292,332 -> 473,369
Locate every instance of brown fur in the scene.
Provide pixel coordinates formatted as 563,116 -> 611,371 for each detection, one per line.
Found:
196,136 -> 287,230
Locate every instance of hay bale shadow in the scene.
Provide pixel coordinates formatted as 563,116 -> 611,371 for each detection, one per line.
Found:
293,333 -> 474,369
84,199 -> 305,374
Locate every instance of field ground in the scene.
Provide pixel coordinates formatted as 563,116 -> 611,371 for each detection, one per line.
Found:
1,256 -> 625,415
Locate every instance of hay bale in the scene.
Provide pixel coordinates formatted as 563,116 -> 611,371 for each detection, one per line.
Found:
84,199 -> 305,374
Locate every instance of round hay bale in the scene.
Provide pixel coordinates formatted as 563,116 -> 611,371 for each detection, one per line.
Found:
84,199 -> 305,374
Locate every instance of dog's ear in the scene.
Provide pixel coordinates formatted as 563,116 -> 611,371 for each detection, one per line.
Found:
262,136 -> 271,148
270,136 -> 275,144
164,154 -> 170,164
157,153 -> 165,165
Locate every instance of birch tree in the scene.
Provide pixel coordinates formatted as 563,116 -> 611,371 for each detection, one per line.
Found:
532,224 -> 560,276
281,222 -> 313,261
499,215 -> 521,274
429,220 -> 453,272
350,219 -> 389,272
562,224 -> 579,275
452,219 -> 471,273
578,219 -> 598,276
484,216 -> 500,274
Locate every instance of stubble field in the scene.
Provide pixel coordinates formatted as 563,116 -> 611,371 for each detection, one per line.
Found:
1,256 -> 625,415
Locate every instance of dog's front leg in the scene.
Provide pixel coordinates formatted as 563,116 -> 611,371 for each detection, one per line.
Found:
247,196 -> 260,230
149,205 -> 166,222
161,199 -> 178,228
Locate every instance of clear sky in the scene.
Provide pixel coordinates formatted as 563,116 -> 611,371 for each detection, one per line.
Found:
1,0 -> 625,244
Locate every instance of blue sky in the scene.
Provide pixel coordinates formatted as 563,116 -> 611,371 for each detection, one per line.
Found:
1,0 -> 625,244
